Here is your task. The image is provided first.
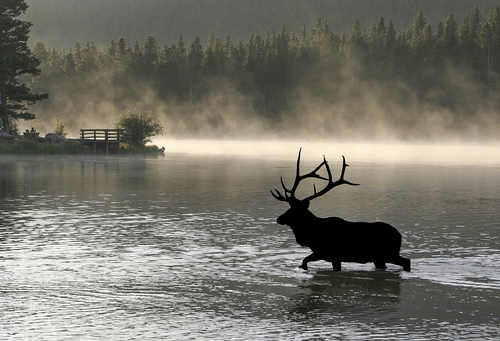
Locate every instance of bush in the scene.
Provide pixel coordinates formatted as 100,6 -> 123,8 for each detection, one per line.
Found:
54,119 -> 67,137
114,109 -> 164,147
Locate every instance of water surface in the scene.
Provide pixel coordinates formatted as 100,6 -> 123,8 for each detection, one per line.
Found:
1,147 -> 499,340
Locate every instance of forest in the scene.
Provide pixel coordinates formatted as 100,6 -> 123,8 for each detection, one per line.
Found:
27,6 -> 500,140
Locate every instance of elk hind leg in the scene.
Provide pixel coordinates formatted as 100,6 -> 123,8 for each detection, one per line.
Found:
399,257 -> 411,271
299,253 -> 322,270
332,261 -> 341,272
389,256 -> 411,271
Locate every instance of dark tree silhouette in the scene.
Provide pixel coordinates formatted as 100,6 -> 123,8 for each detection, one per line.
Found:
0,0 -> 48,133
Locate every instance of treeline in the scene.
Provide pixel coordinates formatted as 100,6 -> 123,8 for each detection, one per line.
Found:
29,6 -> 500,139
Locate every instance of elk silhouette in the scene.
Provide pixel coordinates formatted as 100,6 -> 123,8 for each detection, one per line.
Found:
272,149 -> 411,272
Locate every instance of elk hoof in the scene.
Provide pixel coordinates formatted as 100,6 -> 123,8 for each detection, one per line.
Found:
403,259 -> 411,271
298,264 -> 308,270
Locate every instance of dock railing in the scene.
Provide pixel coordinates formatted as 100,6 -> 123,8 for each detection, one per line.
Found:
80,129 -> 133,154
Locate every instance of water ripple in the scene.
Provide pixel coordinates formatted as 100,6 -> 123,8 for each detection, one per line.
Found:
1,155 -> 500,340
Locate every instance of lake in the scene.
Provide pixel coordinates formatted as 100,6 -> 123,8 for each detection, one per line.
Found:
1,141 -> 499,340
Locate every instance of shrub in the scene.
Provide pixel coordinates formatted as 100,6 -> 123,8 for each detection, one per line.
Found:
114,109 -> 164,147
54,119 -> 67,137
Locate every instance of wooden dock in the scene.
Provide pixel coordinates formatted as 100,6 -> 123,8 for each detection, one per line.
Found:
80,129 -> 133,154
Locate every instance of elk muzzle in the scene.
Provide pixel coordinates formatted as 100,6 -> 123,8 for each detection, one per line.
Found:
276,213 -> 286,225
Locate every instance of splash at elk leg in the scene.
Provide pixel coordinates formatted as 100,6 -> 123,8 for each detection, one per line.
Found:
391,256 -> 411,271
299,253 -> 322,270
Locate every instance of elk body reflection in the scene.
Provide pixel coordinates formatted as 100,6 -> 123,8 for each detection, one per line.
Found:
272,149 -> 411,272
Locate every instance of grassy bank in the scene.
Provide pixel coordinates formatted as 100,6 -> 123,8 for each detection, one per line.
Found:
0,139 -> 84,154
0,139 -> 162,155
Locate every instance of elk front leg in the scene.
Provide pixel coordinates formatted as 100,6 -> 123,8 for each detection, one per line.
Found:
389,256 -> 411,271
299,253 -> 322,270
332,261 -> 341,272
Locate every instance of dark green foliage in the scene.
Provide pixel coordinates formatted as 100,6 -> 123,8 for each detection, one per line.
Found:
0,0 -> 48,133
114,110 -> 164,147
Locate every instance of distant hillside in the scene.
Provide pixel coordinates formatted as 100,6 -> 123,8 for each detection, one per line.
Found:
24,0 -> 500,49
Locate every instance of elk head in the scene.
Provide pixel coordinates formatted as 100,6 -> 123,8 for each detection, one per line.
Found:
271,149 -> 359,226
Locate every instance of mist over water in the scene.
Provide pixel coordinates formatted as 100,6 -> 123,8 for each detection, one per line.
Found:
153,139 -> 500,165
25,43 -> 500,143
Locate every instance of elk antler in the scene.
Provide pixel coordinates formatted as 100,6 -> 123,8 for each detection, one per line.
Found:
271,148 -> 359,203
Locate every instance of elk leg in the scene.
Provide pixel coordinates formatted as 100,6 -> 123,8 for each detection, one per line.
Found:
299,253 -> 322,270
388,256 -> 411,271
374,261 -> 387,269
398,257 -> 411,271
332,261 -> 341,272
402,258 -> 411,271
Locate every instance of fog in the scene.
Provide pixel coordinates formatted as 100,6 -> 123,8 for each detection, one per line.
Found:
18,0 -> 500,150
25,55 -> 500,151
150,139 -> 500,165
20,2 -> 500,157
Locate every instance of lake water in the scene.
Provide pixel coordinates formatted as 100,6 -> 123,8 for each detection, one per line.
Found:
1,142 -> 499,340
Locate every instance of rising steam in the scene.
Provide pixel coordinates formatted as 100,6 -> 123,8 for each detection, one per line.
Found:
25,51 -> 500,148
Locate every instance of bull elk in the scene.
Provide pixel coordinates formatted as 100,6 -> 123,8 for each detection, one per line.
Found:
271,149 -> 411,272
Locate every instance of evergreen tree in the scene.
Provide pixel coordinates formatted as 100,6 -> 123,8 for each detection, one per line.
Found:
206,32 -> 216,49
202,45 -> 217,75
73,42 -> 83,73
133,35 -> 159,80
32,42 -> 50,64
223,34 -> 234,58
348,17 -> 367,61
211,37 -> 225,75
481,5 -> 500,94
442,13 -> 459,63
188,36 -> 204,103
457,7 -> 483,75
79,41 -> 100,74
188,36 -> 204,74
407,10 -> 434,97
63,50 -> 77,75
112,37 -> 132,72
459,11 -> 477,67
0,0 -> 48,133
157,43 -> 181,98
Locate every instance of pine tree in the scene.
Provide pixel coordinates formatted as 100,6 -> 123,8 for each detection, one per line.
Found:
481,5 -> 500,95
140,35 -> 159,79
407,10 -> 434,100
188,36 -> 203,103
442,13 -> 459,63
112,38 -> 132,72
0,0 -> 48,133
348,17 -> 367,60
